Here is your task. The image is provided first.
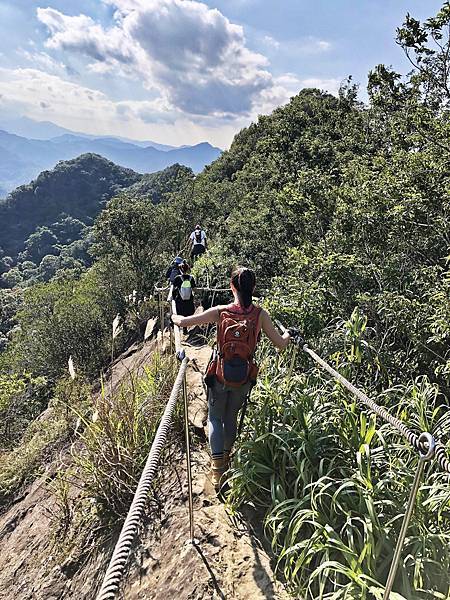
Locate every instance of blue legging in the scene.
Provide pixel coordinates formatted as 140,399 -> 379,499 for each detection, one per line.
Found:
208,378 -> 251,457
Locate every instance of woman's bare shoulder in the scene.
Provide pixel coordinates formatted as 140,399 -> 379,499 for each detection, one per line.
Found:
215,304 -> 230,311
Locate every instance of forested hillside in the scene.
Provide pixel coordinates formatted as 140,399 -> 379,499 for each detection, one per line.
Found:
0,3 -> 449,600
192,79 -> 450,390
0,156 -> 193,289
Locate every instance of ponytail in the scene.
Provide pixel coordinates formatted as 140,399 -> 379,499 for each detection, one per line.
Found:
231,267 -> 256,308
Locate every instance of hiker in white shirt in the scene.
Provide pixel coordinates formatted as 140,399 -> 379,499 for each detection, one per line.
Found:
190,224 -> 207,261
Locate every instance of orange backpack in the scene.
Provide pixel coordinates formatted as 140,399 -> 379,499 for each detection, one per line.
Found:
212,305 -> 262,387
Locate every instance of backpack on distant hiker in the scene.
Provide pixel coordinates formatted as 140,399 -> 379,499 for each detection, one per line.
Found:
194,230 -> 202,244
179,276 -> 192,300
206,305 -> 261,387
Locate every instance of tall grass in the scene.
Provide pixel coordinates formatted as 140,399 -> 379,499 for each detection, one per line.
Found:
227,341 -> 450,599
70,351 -> 178,522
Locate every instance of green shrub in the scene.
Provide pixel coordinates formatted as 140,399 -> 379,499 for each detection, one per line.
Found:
227,342 -> 450,599
0,372 -> 48,449
0,377 -> 91,505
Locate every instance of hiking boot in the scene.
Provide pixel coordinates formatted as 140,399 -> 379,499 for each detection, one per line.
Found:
211,456 -> 226,491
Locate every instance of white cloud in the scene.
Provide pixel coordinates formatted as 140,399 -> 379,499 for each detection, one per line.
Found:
260,33 -> 331,56
253,73 -> 341,116
263,35 -> 280,49
0,65 -> 343,147
17,49 -> 66,74
286,36 -> 332,55
37,8 -> 137,73
0,68 -> 115,119
37,0 -> 272,118
300,77 -> 341,95
116,98 -> 176,124
314,39 -> 332,52
0,67 -> 236,146
10,1 -> 341,146
0,67 -> 177,124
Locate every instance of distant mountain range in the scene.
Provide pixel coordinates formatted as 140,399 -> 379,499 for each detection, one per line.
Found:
0,116 -> 221,196
0,116 -> 179,150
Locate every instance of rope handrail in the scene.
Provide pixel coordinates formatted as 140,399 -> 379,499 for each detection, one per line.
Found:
96,357 -> 189,600
154,284 -> 170,293
195,286 -> 231,293
276,322 -> 450,475
154,284 -> 230,294
304,342 -> 450,474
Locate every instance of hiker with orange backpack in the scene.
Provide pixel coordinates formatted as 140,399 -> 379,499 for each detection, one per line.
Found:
172,266 -> 299,490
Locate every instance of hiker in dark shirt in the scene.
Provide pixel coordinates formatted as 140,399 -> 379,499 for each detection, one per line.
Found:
165,256 -> 183,284
172,261 -> 196,323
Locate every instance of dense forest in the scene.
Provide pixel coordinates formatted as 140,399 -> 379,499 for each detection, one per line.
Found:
0,3 -> 449,599
0,156 -> 194,289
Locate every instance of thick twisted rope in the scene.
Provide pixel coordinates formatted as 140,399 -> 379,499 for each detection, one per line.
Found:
155,285 -> 230,293
195,286 -> 231,293
154,284 -> 170,293
303,344 -> 450,474
96,357 -> 189,600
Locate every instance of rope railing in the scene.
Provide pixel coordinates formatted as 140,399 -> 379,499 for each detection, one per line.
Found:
96,357 -> 189,600
98,281 -> 449,599
276,321 -> 450,475
304,343 -> 450,475
275,321 -> 450,599
154,284 -> 230,293
195,286 -> 231,293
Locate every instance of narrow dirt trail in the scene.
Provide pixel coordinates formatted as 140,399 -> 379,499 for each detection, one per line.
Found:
123,336 -> 289,600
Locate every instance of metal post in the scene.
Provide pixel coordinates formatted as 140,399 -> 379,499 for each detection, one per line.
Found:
159,293 -> 164,339
383,432 -> 436,600
172,299 -> 182,357
156,293 -> 161,349
169,319 -> 174,353
287,345 -> 298,381
183,373 -> 195,543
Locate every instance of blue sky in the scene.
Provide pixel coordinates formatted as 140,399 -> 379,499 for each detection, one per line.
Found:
0,0 -> 444,147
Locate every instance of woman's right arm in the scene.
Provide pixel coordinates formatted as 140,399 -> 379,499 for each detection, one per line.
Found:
260,309 -> 290,350
172,305 -> 224,327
